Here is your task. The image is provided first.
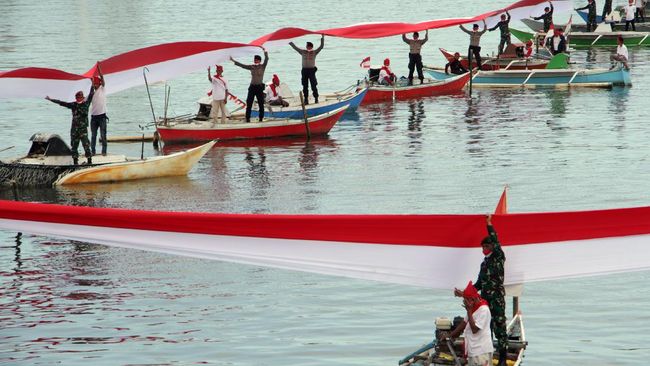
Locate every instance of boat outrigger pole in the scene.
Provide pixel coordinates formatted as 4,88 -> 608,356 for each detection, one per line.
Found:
143,67 -> 160,149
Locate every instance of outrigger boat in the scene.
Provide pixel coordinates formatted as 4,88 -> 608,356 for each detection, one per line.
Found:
399,297 -> 526,366
360,72 -> 470,105
0,133 -> 214,186
437,46 -> 549,71
511,26 -> 650,47
425,54 -> 631,88
157,105 -> 348,144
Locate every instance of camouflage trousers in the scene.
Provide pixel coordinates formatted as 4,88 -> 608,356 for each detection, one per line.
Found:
70,127 -> 91,160
486,296 -> 508,353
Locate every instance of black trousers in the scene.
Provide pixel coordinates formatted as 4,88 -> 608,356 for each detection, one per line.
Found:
301,67 -> 318,102
90,113 -> 108,155
408,53 -> 424,82
246,84 -> 265,122
626,19 -> 636,31
468,45 -> 482,69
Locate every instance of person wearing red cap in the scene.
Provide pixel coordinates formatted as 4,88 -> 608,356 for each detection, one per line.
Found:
265,74 -> 289,107
454,214 -> 507,366
208,65 -> 230,124
378,58 -> 396,86
445,52 -> 469,75
443,281 -> 493,366
90,63 -> 108,156
524,40 -> 534,58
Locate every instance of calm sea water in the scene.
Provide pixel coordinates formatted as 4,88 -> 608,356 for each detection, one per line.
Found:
1,0 -> 650,365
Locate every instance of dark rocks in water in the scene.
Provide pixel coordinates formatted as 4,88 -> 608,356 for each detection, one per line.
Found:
0,163 -> 84,186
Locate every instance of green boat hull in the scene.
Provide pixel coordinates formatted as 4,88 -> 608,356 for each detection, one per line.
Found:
510,28 -> 650,47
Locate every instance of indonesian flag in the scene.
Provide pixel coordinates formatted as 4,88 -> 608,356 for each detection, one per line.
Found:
545,22 -> 555,42
360,56 -> 371,69
494,187 -> 508,215
1,199 -> 650,290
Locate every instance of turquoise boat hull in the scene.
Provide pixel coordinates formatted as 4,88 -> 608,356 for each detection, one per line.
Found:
425,68 -> 631,87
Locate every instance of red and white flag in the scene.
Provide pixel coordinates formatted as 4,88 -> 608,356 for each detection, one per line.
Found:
359,56 -> 371,69
494,186 -> 508,215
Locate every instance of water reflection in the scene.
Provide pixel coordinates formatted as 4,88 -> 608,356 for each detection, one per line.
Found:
243,147 -> 270,206
546,89 -> 569,119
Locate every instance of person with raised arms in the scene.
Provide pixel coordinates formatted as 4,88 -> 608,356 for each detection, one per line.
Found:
531,1 -> 554,33
45,86 -> 95,165
488,12 -> 511,56
289,35 -> 324,105
459,20 -> 487,70
207,64 -> 229,124
90,63 -> 108,156
402,30 -> 428,85
576,0 -> 598,32
231,50 -> 269,123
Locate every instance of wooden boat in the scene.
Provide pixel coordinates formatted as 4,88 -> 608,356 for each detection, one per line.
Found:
426,66 -> 630,88
360,73 -> 470,105
399,305 -> 526,366
438,47 -> 549,71
0,133 -> 215,186
157,105 -> 348,144
523,10 -> 650,33
511,27 -> 650,47
246,85 -> 367,119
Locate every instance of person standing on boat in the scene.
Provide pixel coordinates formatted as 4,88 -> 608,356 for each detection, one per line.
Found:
548,28 -> 567,55
454,214 -> 507,366
378,58 -> 396,85
402,30 -> 428,85
289,35 -> 324,105
576,0 -> 598,32
207,65 -> 229,124
636,0 -> 646,22
602,0 -> 613,22
444,282 -> 493,366
459,20 -> 487,70
611,36 -> 630,69
488,12 -> 511,56
625,0 -> 637,31
45,87 -> 95,165
531,1 -> 554,33
90,63 -> 108,156
445,52 -> 468,75
231,50 -> 269,123
265,74 -> 289,107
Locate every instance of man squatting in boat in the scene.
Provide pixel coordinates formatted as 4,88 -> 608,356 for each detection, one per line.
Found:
402,30 -> 428,85
488,11 -> 511,56
442,281 -> 493,366
454,214 -> 508,366
459,20 -> 487,70
445,52 -> 469,75
231,50 -> 269,123
289,35 -> 324,105
45,86 -> 95,165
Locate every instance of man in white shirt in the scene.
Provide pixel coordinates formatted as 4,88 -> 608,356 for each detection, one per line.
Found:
444,281 -> 494,366
207,65 -> 229,124
90,64 -> 108,156
611,36 -> 630,69
265,74 -> 289,107
625,0 -> 637,31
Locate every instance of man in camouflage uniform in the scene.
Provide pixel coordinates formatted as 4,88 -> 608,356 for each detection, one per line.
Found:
531,1 -> 554,33
488,11 -> 512,55
46,87 -> 95,165
455,214 -> 507,366
576,0 -> 598,32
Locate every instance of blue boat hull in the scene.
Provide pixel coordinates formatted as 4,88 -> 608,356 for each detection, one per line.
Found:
251,88 -> 367,119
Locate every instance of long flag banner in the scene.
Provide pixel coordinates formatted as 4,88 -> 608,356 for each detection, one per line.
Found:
0,199 -> 649,290
251,0 -> 572,47
0,0 -> 571,101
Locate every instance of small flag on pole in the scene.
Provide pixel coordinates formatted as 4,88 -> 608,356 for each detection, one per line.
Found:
360,56 -> 371,69
494,186 -> 508,215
